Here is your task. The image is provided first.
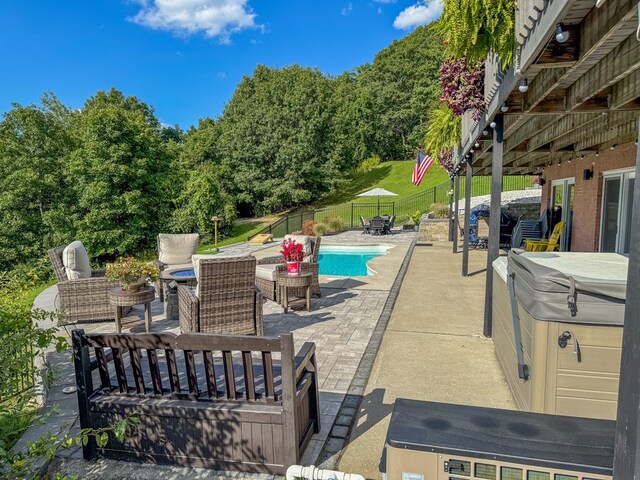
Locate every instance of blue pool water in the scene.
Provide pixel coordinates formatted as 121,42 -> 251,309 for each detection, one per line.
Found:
318,245 -> 390,276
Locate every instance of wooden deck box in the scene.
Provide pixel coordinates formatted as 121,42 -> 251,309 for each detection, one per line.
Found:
72,330 -> 320,474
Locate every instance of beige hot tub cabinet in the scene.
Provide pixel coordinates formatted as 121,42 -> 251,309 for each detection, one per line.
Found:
492,251 -> 628,420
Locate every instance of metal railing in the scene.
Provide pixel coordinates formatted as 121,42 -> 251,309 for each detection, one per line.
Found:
248,175 -> 534,240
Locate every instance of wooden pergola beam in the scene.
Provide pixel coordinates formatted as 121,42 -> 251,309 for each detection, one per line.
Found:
527,113 -> 604,151
611,68 -> 640,110
567,34 -> 640,111
552,112 -> 633,151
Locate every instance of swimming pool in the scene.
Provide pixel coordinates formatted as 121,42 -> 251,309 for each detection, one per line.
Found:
318,245 -> 391,276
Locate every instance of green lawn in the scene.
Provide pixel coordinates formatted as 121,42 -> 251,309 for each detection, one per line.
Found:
198,221 -> 268,252
316,160 -> 449,207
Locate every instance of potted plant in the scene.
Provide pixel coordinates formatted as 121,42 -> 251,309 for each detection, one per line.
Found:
280,239 -> 304,275
106,257 -> 160,293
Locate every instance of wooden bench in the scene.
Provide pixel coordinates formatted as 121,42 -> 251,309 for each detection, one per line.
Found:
72,330 -> 320,474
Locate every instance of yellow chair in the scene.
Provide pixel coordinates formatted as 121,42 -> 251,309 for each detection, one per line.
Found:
525,221 -> 564,252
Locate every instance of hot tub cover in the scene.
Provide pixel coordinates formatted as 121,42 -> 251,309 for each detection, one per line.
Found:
506,251 -> 628,325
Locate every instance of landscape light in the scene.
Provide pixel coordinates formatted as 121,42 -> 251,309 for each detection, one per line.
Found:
518,78 -> 529,93
500,103 -> 509,112
555,23 -> 569,43
490,120 -> 497,129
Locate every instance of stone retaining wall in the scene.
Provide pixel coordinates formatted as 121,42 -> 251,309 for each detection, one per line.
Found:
419,218 -> 449,242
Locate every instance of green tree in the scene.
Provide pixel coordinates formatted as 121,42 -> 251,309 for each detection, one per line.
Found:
67,88 -> 174,260
0,94 -> 75,270
357,25 -> 444,160
216,65 -> 337,215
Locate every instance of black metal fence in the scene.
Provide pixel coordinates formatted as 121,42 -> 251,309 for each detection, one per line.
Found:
249,175 -> 534,240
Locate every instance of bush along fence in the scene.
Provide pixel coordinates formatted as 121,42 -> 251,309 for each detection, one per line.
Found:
249,175 -> 534,240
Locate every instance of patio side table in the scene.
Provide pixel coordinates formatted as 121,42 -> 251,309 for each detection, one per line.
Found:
276,271 -> 313,314
109,286 -> 155,333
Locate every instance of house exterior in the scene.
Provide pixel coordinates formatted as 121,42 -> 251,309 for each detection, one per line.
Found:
453,0 -> 639,255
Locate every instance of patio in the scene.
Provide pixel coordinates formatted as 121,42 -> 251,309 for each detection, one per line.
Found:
26,230 -> 417,478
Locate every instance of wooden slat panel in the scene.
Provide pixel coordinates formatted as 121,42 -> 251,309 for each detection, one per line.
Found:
165,349 -> 181,394
177,333 -> 282,352
611,68 -> 640,109
262,352 -> 276,403
95,347 -> 112,391
146,349 -> 163,395
129,348 -> 145,394
84,332 -> 177,350
184,350 -> 199,397
203,351 -> 218,399
112,348 -> 128,393
242,351 -> 256,401
223,351 -> 236,400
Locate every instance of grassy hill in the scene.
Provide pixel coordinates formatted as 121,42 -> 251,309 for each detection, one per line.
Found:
316,160 -> 449,208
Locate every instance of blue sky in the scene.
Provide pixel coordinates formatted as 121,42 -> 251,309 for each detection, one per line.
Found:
1,1 -> 442,128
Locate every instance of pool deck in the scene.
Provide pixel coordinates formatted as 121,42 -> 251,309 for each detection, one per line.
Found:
337,242 -> 516,478
27,230 -> 416,479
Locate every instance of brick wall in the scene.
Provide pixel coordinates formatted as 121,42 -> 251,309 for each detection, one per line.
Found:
540,141 -> 636,252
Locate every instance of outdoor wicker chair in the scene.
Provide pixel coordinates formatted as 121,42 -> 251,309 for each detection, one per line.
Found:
178,255 -> 263,335
153,233 -> 199,300
48,242 -> 117,323
256,235 -> 321,301
370,217 -> 385,235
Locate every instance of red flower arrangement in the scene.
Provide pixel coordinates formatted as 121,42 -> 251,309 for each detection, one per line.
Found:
280,239 -> 305,262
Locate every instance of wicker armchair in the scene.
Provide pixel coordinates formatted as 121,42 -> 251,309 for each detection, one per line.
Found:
178,256 -> 263,335
48,245 -> 116,323
256,236 -> 321,301
153,233 -> 199,300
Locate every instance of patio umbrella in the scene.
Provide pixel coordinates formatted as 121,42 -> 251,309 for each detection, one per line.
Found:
357,188 -> 399,215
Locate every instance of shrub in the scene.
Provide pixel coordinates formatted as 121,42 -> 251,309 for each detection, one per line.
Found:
430,203 -> 450,219
313,223 -> 328,236
301,219 -> 316,236
357,155 -> 382,173
326,217 -> 345,233
410,210 -> 422,225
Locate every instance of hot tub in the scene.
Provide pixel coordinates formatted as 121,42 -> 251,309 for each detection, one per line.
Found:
492,251 -> 628,420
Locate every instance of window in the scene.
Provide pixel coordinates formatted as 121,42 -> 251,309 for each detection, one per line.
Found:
600,168 -> 635,254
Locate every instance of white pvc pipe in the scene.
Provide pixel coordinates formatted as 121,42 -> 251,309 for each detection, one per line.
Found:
286,465 -> 367,480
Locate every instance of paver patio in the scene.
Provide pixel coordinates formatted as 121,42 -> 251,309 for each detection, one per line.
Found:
26,230 -> 416,479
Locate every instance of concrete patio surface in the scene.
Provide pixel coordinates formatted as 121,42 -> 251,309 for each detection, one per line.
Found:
338,242 -> 517,479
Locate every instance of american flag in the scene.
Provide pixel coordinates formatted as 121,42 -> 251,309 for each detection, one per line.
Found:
412,150 -> 434,186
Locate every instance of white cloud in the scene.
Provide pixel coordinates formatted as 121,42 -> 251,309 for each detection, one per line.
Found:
341,3 -> 353,16
393,1 -> 442,29
130,0 -> 259,42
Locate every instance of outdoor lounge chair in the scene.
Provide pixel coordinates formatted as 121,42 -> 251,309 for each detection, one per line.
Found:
525,220 -> 564,251
256,235 -> 321,301
48,241 -> 117,323
360,215 -> 371,234
153,233 -> 199,300
511,211 -> 549,249
178,255 -> 263,335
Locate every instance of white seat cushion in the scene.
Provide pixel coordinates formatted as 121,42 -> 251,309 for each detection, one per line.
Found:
158,233 -> 199,265
256,264 -> 278,282
284,234 -> 312,261
62,241 -> 92,280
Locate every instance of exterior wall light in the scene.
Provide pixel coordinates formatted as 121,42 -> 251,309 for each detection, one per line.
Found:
470,148 -> 475,153
500,103 -> 509,112
518,78 -> 529,93
474,141 -> 480,148
490,120 -> 497,129
555,23 -> 569,43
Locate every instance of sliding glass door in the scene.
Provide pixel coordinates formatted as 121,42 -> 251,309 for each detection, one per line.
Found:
551,178 -> 575,251
600,169 -> 635,254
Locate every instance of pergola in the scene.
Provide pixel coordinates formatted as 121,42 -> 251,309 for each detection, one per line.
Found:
451,0 -> 640,477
